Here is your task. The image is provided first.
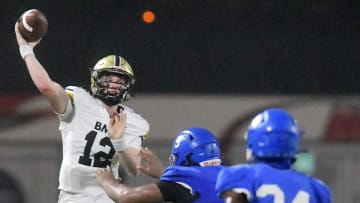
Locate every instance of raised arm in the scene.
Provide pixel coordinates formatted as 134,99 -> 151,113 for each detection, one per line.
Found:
15,22 -> 69,114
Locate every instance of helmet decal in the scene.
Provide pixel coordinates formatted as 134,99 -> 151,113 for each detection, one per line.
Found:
174,135 -> 186,149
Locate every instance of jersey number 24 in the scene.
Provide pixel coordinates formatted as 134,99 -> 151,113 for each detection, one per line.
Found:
256,184 -> 310,203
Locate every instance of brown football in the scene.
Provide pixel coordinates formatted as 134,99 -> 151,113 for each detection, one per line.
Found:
18,9 -> 48,42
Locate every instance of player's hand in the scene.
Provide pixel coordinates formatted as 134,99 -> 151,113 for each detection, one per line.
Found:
96,166 -> 123,202
108,109 -> 126,140
96,165 -> 117,185
137,147 -> 164,179
14,21 -> 41,48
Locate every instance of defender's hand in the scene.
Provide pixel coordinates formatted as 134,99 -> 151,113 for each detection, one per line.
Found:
137,147 -> 164,179
96,166 -> 116,185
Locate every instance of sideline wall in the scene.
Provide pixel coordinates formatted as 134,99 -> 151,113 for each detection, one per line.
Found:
0,95 -> 359,203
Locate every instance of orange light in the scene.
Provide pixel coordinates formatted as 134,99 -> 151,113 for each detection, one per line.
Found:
142,10 -> 155,24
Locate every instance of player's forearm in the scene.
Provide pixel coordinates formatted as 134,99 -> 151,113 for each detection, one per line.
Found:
23,55 -> 69,114
120,147 -> 142,176
24,55 -> 55,93
99,178 -> 129,202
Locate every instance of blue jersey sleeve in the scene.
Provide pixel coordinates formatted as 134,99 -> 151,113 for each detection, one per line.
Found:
161,166 -> 195,182
216,165 -> 254,199
310,178 -> 332,203
161,165 -> 224,203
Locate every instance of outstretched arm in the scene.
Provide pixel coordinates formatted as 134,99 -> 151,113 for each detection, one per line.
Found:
96,166 -> 164,203
15,22 -> 69,114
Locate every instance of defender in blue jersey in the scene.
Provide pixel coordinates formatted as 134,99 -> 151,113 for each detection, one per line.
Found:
216,108 -> 332,203
96,127 -> 223,203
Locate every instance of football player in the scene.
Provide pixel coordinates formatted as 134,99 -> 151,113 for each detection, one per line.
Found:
96,128 -> 224,203
14,22 -> 149,203
216,108 -> 332,203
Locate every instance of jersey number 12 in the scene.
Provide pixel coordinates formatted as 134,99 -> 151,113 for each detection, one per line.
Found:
78,130 -> 116,168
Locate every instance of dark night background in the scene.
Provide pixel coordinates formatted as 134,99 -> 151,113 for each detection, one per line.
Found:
2,1 -> 360,95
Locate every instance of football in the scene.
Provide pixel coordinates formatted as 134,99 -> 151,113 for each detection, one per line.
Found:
18,9 -> 48,42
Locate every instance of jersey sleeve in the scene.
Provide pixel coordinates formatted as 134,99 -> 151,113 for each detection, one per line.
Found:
160,166 -> 196,182
216,165 -> 253,200
65,86 -> 75,101
122,105 -> 150,139
55,86 -> 76,122
156,180 -> 195,202
123,135 -> 142,149
311,178 -> 332,203
158,166 -> 203,202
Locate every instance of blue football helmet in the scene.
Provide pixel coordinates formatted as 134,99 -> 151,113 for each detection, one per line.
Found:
245,108 -> 300,160
169,128 -> 221,166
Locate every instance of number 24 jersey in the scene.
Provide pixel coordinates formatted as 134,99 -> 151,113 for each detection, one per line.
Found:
216,163 -> 331,203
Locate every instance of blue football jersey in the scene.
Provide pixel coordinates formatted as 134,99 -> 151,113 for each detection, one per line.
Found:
216,163 -> 331,203
160,165 -> 223,203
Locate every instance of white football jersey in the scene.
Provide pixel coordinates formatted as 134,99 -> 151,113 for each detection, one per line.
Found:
57,86 -> 149,194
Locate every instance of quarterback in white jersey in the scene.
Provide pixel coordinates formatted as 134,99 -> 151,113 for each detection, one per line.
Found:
58,86 -> 149,195
15,22 -> 149,203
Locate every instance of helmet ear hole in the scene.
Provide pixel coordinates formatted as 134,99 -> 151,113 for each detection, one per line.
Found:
183,153 -> 197,166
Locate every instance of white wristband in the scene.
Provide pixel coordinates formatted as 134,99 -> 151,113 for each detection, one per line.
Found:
111,139 -> 127,152
19,44 -> 34,59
